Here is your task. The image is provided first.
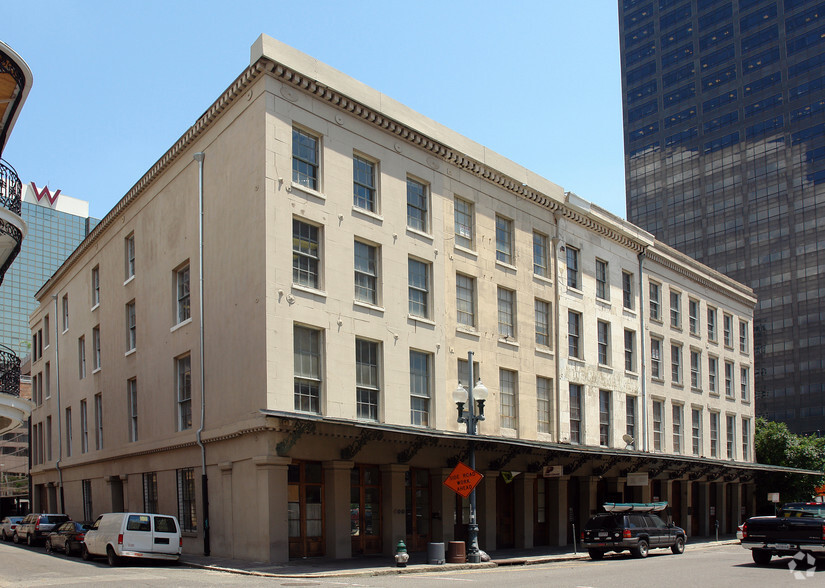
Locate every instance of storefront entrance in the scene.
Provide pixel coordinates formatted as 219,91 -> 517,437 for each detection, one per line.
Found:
288,461 -> 324,559
350,464 -> 382,555
405,468 -> 431,551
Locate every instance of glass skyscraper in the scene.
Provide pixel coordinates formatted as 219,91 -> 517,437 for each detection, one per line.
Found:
620,0 -> 825,433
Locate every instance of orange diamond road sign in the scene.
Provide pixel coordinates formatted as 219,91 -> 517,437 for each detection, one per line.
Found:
444,462 -> 484,498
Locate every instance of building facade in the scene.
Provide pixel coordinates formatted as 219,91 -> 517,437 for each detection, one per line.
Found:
619,0 -> 825,433
28,36 -> 764,562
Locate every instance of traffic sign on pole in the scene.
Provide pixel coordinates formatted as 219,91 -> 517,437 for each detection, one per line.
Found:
443,462 -> 483,498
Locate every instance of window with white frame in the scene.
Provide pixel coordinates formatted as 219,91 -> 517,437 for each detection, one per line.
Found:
454,197 -> 474,249
356,339 -> 380,421
569,383 -> 582,444
126,301 -> 136,351
535,299 -> 551,348
128,379 -> 138,442
94,393 -> 103,450
690,349 -> 701,389
649,281 -> 661,320
406,177 -> 429,233
80,399 -> 88,454
353,154 -> 377,212
599,390 -> 611,447
499,369 -> 517,430
568,311 -> 582,358
626,395 -> 637,442
409,350 -> 430,427
739,320 -> 749,353
456,273 -> 475,327
651,337 -> 662,379
624,329 -> 636,372
176,264 -> 190,323
537,376 -> 552,434
740,366 -> 750,401
670,290 -> 681,328
177,468 -> 197,532
622,271 -> 634,309
533,231 -> 549,277
726,414 -> 736,459
709,356 -> 719,393
292,127 -> 319,190
92,327 -> 100,370
125,233 -> 135,279
653,400 -> 664,451
710,412 -> 720,457
742,418 -> 751,461
292,219 -> 321,289
294,325 -> 322,414
671,344 -> 682,384
495,215 -> 513,265
78,336 -> 86,379
177,355 -> 192,430
689,298 -> 699,335
566,246 -> 580,289
692,408 -> 702,456
724,361 -> 734,397
597,320 -> 610,366
408,258 -> 430,319
723,313 -> 733,347
92,265 -> 100,307
354,240 -> 379,305
672,404 -> 683,454
596,259 -> 609,301
497,287 -> 515,338
457,359 -> 481,391
62,294 -> 69,331
708,306 -> 717,341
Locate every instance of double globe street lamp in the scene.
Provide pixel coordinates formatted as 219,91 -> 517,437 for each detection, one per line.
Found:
452,350 -> 489,564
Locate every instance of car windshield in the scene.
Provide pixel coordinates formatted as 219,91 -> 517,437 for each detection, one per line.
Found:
586,515 -> 619,530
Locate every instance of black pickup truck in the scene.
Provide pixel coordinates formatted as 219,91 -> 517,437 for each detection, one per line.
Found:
740,502 -> 825,565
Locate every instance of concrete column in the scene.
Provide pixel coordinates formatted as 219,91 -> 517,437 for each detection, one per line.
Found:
680,481 -> 691,537
579,476 -> 600,524
697,481 -> 710,536
660,479 -> 673,507
430,468 -> 455,544
253,455 -> 291,563
515,473 -> 536,549
380,464 -> 408,557
324,460 -> 354,559
476,470 -> 499,551
715,482 -> 728,537
218,462 -> 234,558
547,475 -> 570,546
639,479 -> 652,503
731,482 -> 743,531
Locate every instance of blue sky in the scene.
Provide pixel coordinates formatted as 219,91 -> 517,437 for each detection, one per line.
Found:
3,1 -> 625,221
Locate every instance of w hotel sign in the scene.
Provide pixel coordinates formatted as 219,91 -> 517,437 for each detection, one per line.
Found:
31,182 -> 61,205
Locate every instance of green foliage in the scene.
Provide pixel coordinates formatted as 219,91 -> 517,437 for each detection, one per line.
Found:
754,417 -> 825,508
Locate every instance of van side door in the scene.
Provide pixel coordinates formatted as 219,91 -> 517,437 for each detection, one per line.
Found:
123,515 -> 153,554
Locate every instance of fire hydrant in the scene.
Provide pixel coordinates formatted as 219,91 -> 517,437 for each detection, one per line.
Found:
394,539 -> 409,567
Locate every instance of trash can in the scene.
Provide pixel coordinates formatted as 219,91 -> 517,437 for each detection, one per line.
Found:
427,542 -> 445,565
447,540 -> 466,563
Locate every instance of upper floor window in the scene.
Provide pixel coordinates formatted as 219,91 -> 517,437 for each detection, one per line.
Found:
741,366 -> 750,402
294,325 -> 322,414
292,127 -> 319,190
292,219 -> 321,289
622,271 -> 634,309
409,350 -> 431,427
94,393 -> 103,450
535,299 -> 551,348
62,294 -> 69,332
499,369 -> 517,430
126,301 -> 136,351
689,298 -> 699,335
709,356 -> 719,394
599,390 -> 611,447
597,320 -> 610,366
707,307 -> 717,341
624,329 -> 636,372
723,313 -> 733,347
176,265 -> 190,324
649,282 -> 661,320
406,177 -> 429,233
568,311 -> 582,359
533,231 -> 549,277
353,154 -> 377,212
653,400 -> 664,451
739,320 -> 749,352
497,287 -> 516,338
128,379 -> 138,442
78,336 -> 86,379
651,337 -> 662,379
671,344 -> 682,384
566,246 -> 580,289
456,274 -> 476,327
125,233 -> 135,280
91,266 -> 100,307
690,349 -> 701,389
596,259 -> 609,301
177,355 -> 192,430
44,315 -> 49,348
710,412 -> 720,457
92,327 -> 101,371
355,339 -> 380,421
537,376 -> 552,434
495,215 -> 513,265
454,197 -> 474,249
670,290 -> 681,328
724,361 -> 735,398
408,258 -> 430,319
569,383 -> 582,444
354,240 -> 379,305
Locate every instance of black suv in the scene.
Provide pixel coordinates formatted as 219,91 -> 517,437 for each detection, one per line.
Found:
582,510 -> 686,559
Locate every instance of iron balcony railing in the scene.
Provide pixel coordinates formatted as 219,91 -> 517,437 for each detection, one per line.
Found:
0,159 -> 22,215
0,344 -> 21,397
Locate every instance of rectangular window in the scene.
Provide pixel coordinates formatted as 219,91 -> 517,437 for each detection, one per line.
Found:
649,282 -> 660,320
724,361 -> 734,397
596,259 -> 609,300
741,366 -> 750,401
726,415 -> 735,459
44,315 -> 49,348
692,408 -> 701,456
569,383 -> 582,444
406,177 -> 429,233
62,294 -> 69,331
143,472 -> 158,514
672,404 -> 683,454
535,299 -> 551,348
709,356 -> 719,393
533,232 -> 549,277
92,327 -> 101,371
91,266 -> 100,307
707,307 -> 717,341
739,320 -> 749,352
292,127 -> 319,190
456,274 -> 475,327
651,337 -> 662,379
177,265 -> 190,323
626,395 -> 637,442
568,311 -> 582,358
94,393 -> 103,450
78,336 -> 86,379
653,400 -> 664,451
409,350 -> 430,426
622,271 -> 634,309
292,219 -> 320,289
44,362 -> 50,398
454,197 -> 474,249
537,376 -> 552,434
495,215 -> 513,264
566,246 -> 580,289
125,233 -> 135,279
177,468 -> 197,532
710,412 -> 720,457
670,290 -> 681,328
499,369 -> 517,430
689,299 -> 699,335
742,418 -> 751,461
177,355 -> 192,430
457,359 -> 481,391
690,350 -> 701,388
624,329 -> 636,372
80,399 -> 88,454
353,154 -> 376,212
294,325 -> 321,414
356,339 -> 380,421
82,480 -> 93,522
408,258 -> 430,318
723,313 -> 733,347
46,416 -> 52,462
126,301 -> 136,351
497,287 -> 515,338
65,407 -> 72,457
671,345 -> 682,383
597,320 -> 610,366
128,379 -> 138,442
354,240 -> 379,305
599,390 -> 611,447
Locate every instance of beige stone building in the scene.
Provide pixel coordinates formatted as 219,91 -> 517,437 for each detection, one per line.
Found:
28,35 -> 767,562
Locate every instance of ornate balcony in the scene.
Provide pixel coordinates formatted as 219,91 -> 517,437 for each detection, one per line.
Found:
0,344 -> 29,435
0,159 -> 24,284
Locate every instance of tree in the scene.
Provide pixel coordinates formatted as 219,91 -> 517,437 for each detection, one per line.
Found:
754,417 -> 825,511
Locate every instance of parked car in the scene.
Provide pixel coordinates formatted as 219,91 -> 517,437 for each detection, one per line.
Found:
741,501 -> 825,565
82,512 -> 182,566
45,521 -> 91,556
1,516 -> 24,541
14,513 -> 71,546
581,503 -> 687,559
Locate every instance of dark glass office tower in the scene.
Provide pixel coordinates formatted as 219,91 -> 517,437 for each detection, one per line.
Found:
619,0 -> 825,433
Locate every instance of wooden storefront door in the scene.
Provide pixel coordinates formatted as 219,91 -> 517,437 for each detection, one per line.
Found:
351,464 -> 382,555
405,468 -> 431,551
287,461 -> 325,559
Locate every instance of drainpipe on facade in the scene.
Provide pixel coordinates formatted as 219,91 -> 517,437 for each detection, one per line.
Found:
552,214 -> 563,442
637,252 -> 648,453
193,152 -> 209,556
52,294 -> 65,513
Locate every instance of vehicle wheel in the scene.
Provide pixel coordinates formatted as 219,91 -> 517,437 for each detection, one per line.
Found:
588,548 -> 605,560
81,544 -> 92,561
45,538 -> 53,554
12,532 -> 19,544
106,545 -> 120,567
671,536 -> 685,555
66,543 -> 74,557
752,549 -> 772,566
632,539 -> 649,558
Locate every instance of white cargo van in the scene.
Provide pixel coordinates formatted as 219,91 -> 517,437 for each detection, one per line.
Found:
82,512 -> 182,566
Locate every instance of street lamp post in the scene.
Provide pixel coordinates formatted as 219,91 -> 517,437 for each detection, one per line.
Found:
452,351 -> 489,564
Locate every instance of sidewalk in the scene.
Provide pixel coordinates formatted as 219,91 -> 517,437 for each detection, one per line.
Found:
181,535 -> 740,578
